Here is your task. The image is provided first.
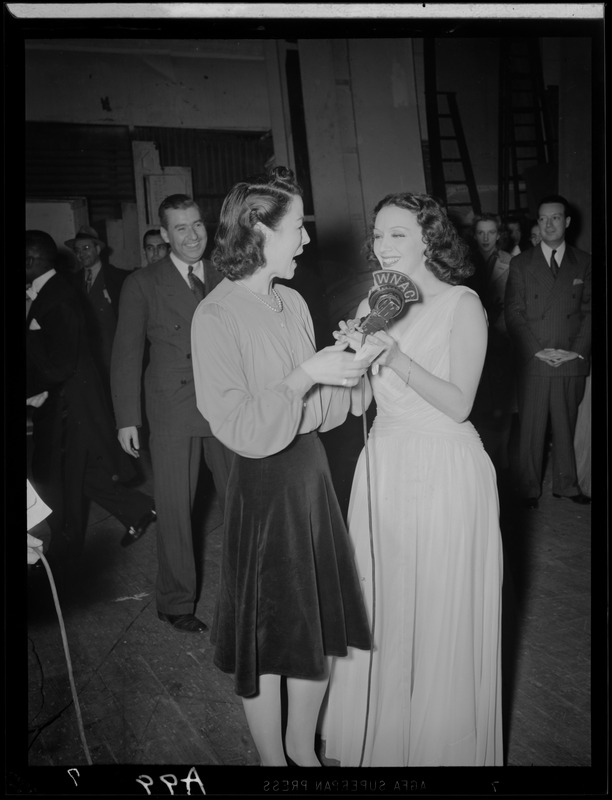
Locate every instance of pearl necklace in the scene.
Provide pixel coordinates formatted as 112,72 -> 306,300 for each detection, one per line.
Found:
236,281 -> 283,313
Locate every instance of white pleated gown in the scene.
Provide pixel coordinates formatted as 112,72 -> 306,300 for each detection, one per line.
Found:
322,286 -> 503,766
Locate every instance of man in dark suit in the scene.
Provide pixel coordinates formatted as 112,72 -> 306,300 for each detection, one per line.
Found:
504,195 -> 591,509
26,230 -> 156,565
65,225 -> 131,380
110,195 -> 233,634
468,213 -> 516,473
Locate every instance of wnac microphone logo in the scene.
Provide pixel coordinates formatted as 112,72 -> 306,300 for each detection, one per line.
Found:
371,269 -> 420,304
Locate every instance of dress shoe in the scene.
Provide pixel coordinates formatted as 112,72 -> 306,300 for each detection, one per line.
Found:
553,493 -> 591,505
157,612 -> 209,633
523,497 -> 539,509
121,508 -> 156,547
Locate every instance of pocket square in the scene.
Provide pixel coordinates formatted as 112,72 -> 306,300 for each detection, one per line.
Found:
573,278 -> 584,286
29,318 -> 42,330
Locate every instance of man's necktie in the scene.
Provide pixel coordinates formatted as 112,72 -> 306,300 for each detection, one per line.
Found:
187,266 -> 206,301
85,268 -> 93,292
485,252 -> 496,284
550,249 -> 559,279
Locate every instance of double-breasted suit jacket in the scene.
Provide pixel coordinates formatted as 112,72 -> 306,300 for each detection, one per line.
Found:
111,255 -> 225,435
504,242 -> 591,497
505,243 -> 591,375
110,255 -> 233,616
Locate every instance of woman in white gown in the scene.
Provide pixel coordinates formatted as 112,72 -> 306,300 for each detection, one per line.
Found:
323,193 -> 504,767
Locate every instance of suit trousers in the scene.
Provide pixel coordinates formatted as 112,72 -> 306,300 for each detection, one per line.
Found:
31,396 -> 154,554
63,421 -> 153,550
516,372 -> 586,498
149,430 -> 233,615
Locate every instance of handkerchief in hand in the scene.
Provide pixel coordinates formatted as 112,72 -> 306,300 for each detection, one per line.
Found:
27,479 -> 52,530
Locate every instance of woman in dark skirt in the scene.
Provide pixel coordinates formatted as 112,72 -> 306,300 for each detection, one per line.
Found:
191,166 -> 372,766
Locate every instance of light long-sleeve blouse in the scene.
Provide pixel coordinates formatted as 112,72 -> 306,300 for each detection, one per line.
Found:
191,278 -> 351,458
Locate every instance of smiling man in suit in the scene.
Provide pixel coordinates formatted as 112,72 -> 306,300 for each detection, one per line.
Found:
504,195 -> 591,509
111,195 -> 233,634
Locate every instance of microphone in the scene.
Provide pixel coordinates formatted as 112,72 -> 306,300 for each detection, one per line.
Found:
357,270 -> 420,334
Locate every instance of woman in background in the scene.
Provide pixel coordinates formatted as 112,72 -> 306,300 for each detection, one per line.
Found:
191,167 -> 371,767
323,192 -> 503,766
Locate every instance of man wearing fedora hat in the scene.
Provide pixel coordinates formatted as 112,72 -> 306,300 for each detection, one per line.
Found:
65,225 -> 132,382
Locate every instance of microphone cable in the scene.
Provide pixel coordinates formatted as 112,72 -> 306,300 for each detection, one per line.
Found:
31,550 -> 93,765
346,275 -> 418,766
357,340 -> 376,768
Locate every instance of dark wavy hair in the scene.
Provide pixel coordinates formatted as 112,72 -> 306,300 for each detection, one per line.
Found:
158,194 -> 201,230
364,193 -> 474,285
538,194 -> 571,217
212,166 -> 303,280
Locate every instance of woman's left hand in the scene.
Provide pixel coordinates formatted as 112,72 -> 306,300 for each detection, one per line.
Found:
333,319 -> 363,352
363,330 -> 401,367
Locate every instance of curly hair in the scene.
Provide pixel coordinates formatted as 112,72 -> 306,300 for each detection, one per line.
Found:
364,193 -> 474,285
212,166 -> 303,280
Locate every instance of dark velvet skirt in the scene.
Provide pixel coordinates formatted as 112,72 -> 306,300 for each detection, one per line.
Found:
211,432 -> 371,697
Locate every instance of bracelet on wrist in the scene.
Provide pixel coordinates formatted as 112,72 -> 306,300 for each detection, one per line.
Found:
390,351 -> 413,385
405,357 -> 413,386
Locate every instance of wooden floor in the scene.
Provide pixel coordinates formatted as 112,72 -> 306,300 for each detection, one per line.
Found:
20,421 -> 605,797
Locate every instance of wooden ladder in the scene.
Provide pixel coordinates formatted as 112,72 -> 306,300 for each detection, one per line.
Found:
436,90 -> 481,218
423,40 -> 481,220
498,37 -> 556,217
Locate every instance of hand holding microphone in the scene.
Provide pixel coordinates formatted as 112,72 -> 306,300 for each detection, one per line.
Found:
333,320 -> 386,369
358,282 -> 408,335
359,329 -> 401,368
333,319 -> 363,351
301,342 -> 370,387
334,270 -> 420,367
